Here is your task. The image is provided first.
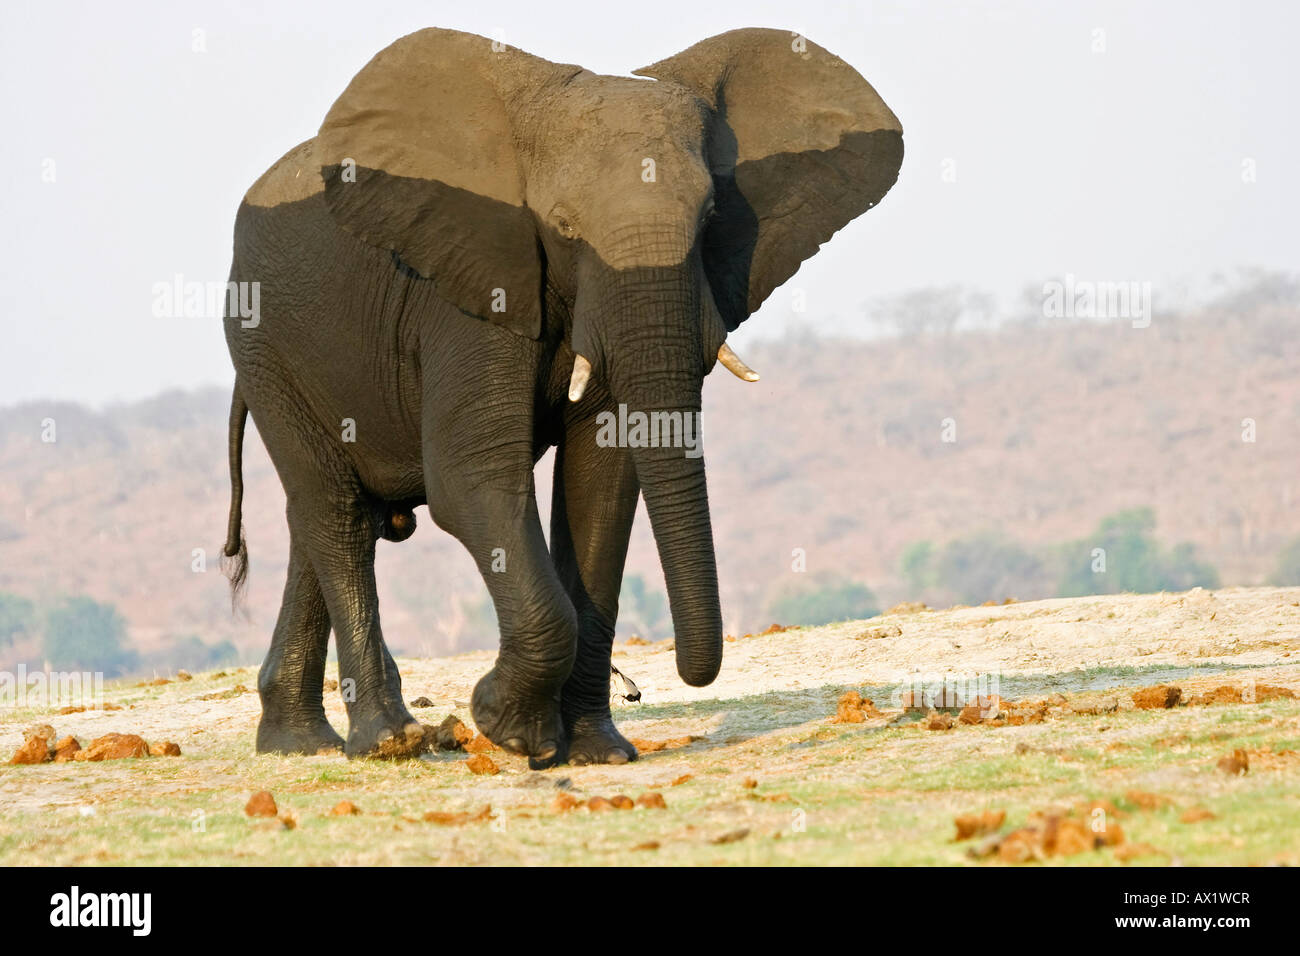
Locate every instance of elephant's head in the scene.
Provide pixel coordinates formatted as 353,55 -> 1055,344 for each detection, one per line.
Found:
315,28 -> 903,686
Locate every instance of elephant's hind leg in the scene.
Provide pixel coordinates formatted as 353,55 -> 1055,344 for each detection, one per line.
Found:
256,539 -> 344,755
295,496 -> 424,759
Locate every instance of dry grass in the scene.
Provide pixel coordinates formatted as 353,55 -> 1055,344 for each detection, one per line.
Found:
2,587 -> 1298,865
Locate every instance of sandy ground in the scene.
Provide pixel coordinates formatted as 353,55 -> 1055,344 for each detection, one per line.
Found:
2,586 -> 1298,865
16,585 -> 1297,746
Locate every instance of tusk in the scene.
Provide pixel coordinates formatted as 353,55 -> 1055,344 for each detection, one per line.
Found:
568,354 -> 592,402
717,343 -> 760,382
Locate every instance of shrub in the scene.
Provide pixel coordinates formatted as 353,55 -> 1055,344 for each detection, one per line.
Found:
42,596 -> 139,676
1268,535 -> 1300,586
1055,508 -> 1218,597
764,576 -> 880,627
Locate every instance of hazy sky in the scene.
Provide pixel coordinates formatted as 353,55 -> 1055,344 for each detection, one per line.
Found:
2,0 -> 1297,406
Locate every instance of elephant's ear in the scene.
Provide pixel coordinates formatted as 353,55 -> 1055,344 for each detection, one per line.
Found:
318,28 -> 580,337
634,29 -> 903,331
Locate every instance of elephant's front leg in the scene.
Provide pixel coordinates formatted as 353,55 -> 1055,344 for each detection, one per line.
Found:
548,400 -> 642,766
443,482 -> 578,763
422,398 -> 579,764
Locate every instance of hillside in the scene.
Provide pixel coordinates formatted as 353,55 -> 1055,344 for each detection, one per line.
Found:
2,588 -> 1298,865
1,303 -> 1298,667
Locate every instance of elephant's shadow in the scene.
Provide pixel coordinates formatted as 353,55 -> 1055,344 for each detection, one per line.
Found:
614,681 -> 906,755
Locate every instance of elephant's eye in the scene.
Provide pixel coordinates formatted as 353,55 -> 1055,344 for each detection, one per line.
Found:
556,217 -> 577,240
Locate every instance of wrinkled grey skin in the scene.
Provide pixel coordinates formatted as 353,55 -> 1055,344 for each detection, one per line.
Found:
221,27 -> 902,764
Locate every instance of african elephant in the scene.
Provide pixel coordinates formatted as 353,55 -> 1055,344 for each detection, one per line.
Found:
221,27 -> 902,764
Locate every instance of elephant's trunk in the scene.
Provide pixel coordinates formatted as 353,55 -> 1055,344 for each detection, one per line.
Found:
595,277 -> 723,686
629,426 -> 723,686
572,230 -> 725,686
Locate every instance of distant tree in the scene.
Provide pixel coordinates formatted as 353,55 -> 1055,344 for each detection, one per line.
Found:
147,635 -> 239,673
453,593 -> 500,651
0,593 -> 36,648
618,574 -> 671,639
931,532 -> 1047,606
1208,268 -> 1300,313
1055,508 -> 1219,597
899,540 -> 935,596
42,596 -> 139,676
764,576 -> 880,627
868,285 -> 994,338
1268,535 -> 1300,586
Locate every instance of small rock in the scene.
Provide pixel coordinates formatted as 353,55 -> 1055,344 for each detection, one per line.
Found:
632,840 -> 661,851
176,670 -> 192,681
551,793 -> 580,813
1125,790 -> 1171,811
587,796 -> 614,812
1180,806 -> 1216,823
409,696 -> 435,708
1048,817 -> 1098,856
1132,685 -> 1181,710
76,733 -> 149,761
9,734 -> 53,765
245,790 -> 278,817
329,800 -> 361,816
922,709 -> 954,731
711,828 -> 750,845
831,690 -> 881,723
53,736 -> 82,762
149,741 -> 182,757
1216,749 -> 1249,775
953,809 -> 1006,841
423,806 -> 492,826
465,753 -> 499,775
671,773 -> 693,786
22,724 -> 57,745
464,734 -> 497,754
432,715 -> 475,751
637,792 -> 667,809
609,794 -> 635,810
996,828 -> 1042,863
323,679 -> 339,692
741,777 -> 758,789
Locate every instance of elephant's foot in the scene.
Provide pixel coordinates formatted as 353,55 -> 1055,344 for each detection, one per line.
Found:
563,711 -> 637,766
256,712 -> 345,756
471,665 -> 564,763
344,701 -> 426,759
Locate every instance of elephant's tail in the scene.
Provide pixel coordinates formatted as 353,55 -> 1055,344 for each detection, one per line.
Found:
221,384 -> 249,609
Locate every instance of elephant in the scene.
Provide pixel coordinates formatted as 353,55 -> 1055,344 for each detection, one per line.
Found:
220,26 -> 902,764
